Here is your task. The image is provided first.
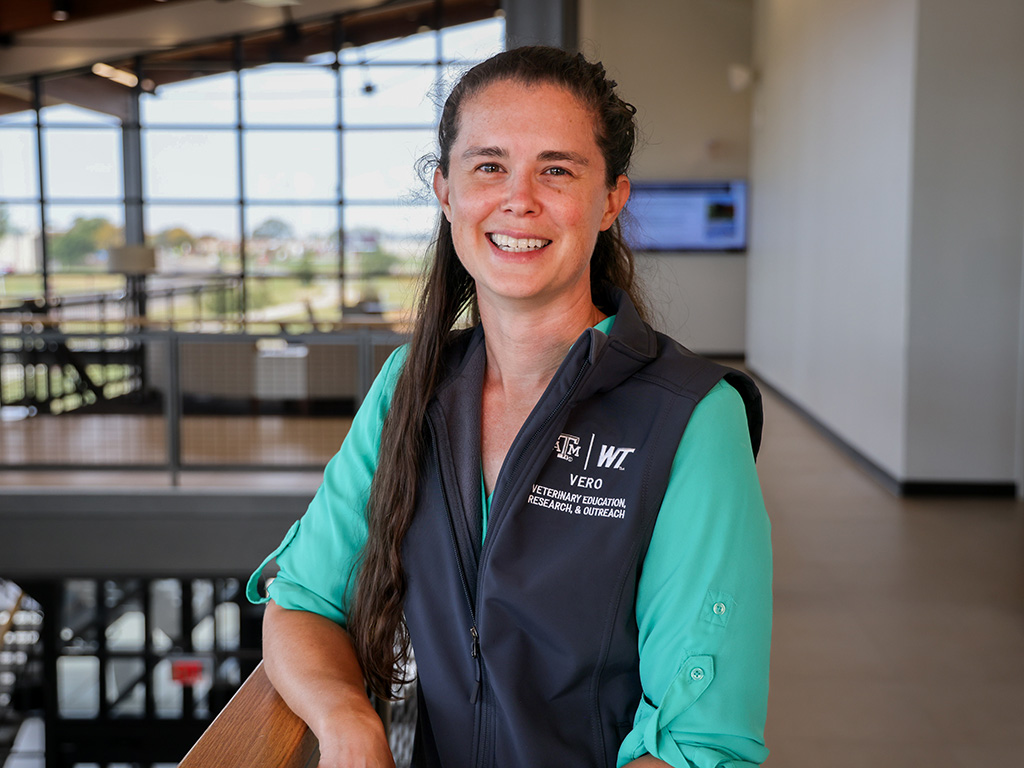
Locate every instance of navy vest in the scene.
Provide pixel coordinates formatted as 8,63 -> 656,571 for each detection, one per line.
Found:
402,290 -> 762,768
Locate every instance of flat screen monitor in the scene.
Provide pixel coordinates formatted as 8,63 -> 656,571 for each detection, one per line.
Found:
625,180 -> 747,252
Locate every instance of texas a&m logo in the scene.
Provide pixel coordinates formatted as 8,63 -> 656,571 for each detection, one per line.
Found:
554,433 -> 581,462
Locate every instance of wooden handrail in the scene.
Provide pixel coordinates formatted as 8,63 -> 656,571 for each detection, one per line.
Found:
178,661 -> 319,768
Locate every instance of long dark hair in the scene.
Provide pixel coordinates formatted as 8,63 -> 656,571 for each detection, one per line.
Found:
348,45 -> 647,699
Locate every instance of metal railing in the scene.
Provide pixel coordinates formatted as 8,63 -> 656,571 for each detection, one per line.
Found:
0,325 -> 406,484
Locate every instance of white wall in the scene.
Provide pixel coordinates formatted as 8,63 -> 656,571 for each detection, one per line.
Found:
748,0 -> 1024,486
747,0 -> 919,476
904,0 -> 1024,482
579,0 -> 754,354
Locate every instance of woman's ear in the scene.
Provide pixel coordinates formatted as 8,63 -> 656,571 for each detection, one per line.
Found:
599,175 -> 631,231
433,167 -> 452,222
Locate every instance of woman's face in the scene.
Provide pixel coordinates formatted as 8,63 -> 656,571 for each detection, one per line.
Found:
433,79 -> 630,313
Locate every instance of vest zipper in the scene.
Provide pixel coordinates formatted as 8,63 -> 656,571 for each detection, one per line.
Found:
427,418 -> 485,708
474,353 -> 592,768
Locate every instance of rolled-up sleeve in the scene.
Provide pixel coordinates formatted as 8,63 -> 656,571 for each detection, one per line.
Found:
245,345 -> 407,626
617,380 -> 772,767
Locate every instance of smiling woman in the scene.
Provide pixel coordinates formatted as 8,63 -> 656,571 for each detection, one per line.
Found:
250,46 -> 772,768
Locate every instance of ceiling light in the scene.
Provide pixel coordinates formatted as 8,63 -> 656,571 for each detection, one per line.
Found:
52,0 -> 70,21
243,0 -> 301,8
92,63 -> 140,88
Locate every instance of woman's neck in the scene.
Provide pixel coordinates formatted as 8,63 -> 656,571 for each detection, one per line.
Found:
478,290 -> 605,395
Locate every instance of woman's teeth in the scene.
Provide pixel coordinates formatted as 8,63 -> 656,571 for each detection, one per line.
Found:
489,234 -> 551,252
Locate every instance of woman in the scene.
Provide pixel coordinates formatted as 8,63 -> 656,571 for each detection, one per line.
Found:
248,46 -> 771,768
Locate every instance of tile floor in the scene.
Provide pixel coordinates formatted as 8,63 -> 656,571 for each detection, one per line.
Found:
756,383 -> 1024,766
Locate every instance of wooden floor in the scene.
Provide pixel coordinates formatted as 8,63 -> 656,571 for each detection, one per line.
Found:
2,384 -> 1023,766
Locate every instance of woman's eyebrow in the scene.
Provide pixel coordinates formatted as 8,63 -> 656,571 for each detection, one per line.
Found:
537,150 -> 589,166
460,147 -> 590,166
462,145 -> 507,160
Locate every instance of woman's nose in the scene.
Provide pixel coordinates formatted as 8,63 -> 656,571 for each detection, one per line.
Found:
502,173 -> 540,216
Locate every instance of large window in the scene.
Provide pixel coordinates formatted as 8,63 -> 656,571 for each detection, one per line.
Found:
0,9 -> 504,327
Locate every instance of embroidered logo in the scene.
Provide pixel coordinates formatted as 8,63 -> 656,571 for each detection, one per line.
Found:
595,444 -> 636,470
554,433 -> 582,462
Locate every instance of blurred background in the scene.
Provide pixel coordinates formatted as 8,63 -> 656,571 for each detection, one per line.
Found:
1,1 -> 1022,766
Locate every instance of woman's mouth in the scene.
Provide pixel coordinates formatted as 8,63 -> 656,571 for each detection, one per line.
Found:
488,233 -> 552,253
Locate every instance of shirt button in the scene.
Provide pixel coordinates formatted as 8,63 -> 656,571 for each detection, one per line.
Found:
713,602 -> 727,616
690,667 -> 705,681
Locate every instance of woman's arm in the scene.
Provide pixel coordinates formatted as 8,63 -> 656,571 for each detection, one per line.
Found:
262,601 -> 394,768
618,380 -> 772,767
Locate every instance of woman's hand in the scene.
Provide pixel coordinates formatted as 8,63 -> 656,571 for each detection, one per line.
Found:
262,601 -> 395,768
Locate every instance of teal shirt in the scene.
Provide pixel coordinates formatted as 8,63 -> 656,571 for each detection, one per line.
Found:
249,320 -> 772,767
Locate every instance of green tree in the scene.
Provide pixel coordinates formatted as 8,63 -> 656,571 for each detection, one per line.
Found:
49,217 -> 120,268
252,218 -> 294,241
156,226 -> 194,251
360,246 -> 399,276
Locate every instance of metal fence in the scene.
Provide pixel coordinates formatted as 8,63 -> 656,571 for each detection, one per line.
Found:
0,326 -> 406,483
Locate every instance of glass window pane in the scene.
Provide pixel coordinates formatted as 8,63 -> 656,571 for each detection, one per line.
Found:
39,101 -> 121,127
442,17 -> 506,61
340,32 -> 437,65
215,600 -> 240,652
144,129 -> 239,200
242,65 -> 337,126
244,275 -> 341,332
150,579 -> 182,651
142,70 -> 238,126
0,205 -> 42,275
153,658 -> 183,718
60,580 -> 99,653
47,274 -> 126,328
244,131 -> 338,200
105,579 -> 145,652
343,129 -> 434,201
46,204 -> 124,273
109,658 -> 146,717
0,128 -> 39,198
192,580 -> 215,652
58,656 -> 100,718
343,204 -> 433,314
44,128 -> 122,199
146,204 -> 241,274
246,205 -> 338,275
342,65 -> 438,126
0,273 -> 43,311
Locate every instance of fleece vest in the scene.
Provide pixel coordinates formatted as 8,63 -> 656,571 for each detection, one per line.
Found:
401,290 -> 762,768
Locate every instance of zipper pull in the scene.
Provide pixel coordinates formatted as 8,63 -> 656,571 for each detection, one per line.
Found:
470,625 -> 482,704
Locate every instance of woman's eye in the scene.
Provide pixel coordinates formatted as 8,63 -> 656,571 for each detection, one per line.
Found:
477,163 -> 502,173
544,167 -> 571,177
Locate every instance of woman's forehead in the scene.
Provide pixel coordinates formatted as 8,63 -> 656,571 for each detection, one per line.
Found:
454,80 -> 600,150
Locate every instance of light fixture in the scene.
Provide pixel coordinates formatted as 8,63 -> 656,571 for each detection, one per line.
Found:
52,0 -> 70,21
92,62 -> 140,88
727,64 -> 757,93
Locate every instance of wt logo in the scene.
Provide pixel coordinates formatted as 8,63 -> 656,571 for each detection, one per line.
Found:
554,433 -> 582,462
597,444 -> 635,470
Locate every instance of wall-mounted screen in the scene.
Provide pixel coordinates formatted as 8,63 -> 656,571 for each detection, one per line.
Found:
625,180 -> 747,252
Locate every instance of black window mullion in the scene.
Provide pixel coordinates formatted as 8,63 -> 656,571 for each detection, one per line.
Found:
32,76 -> 50,305
234,36 -> 248,331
